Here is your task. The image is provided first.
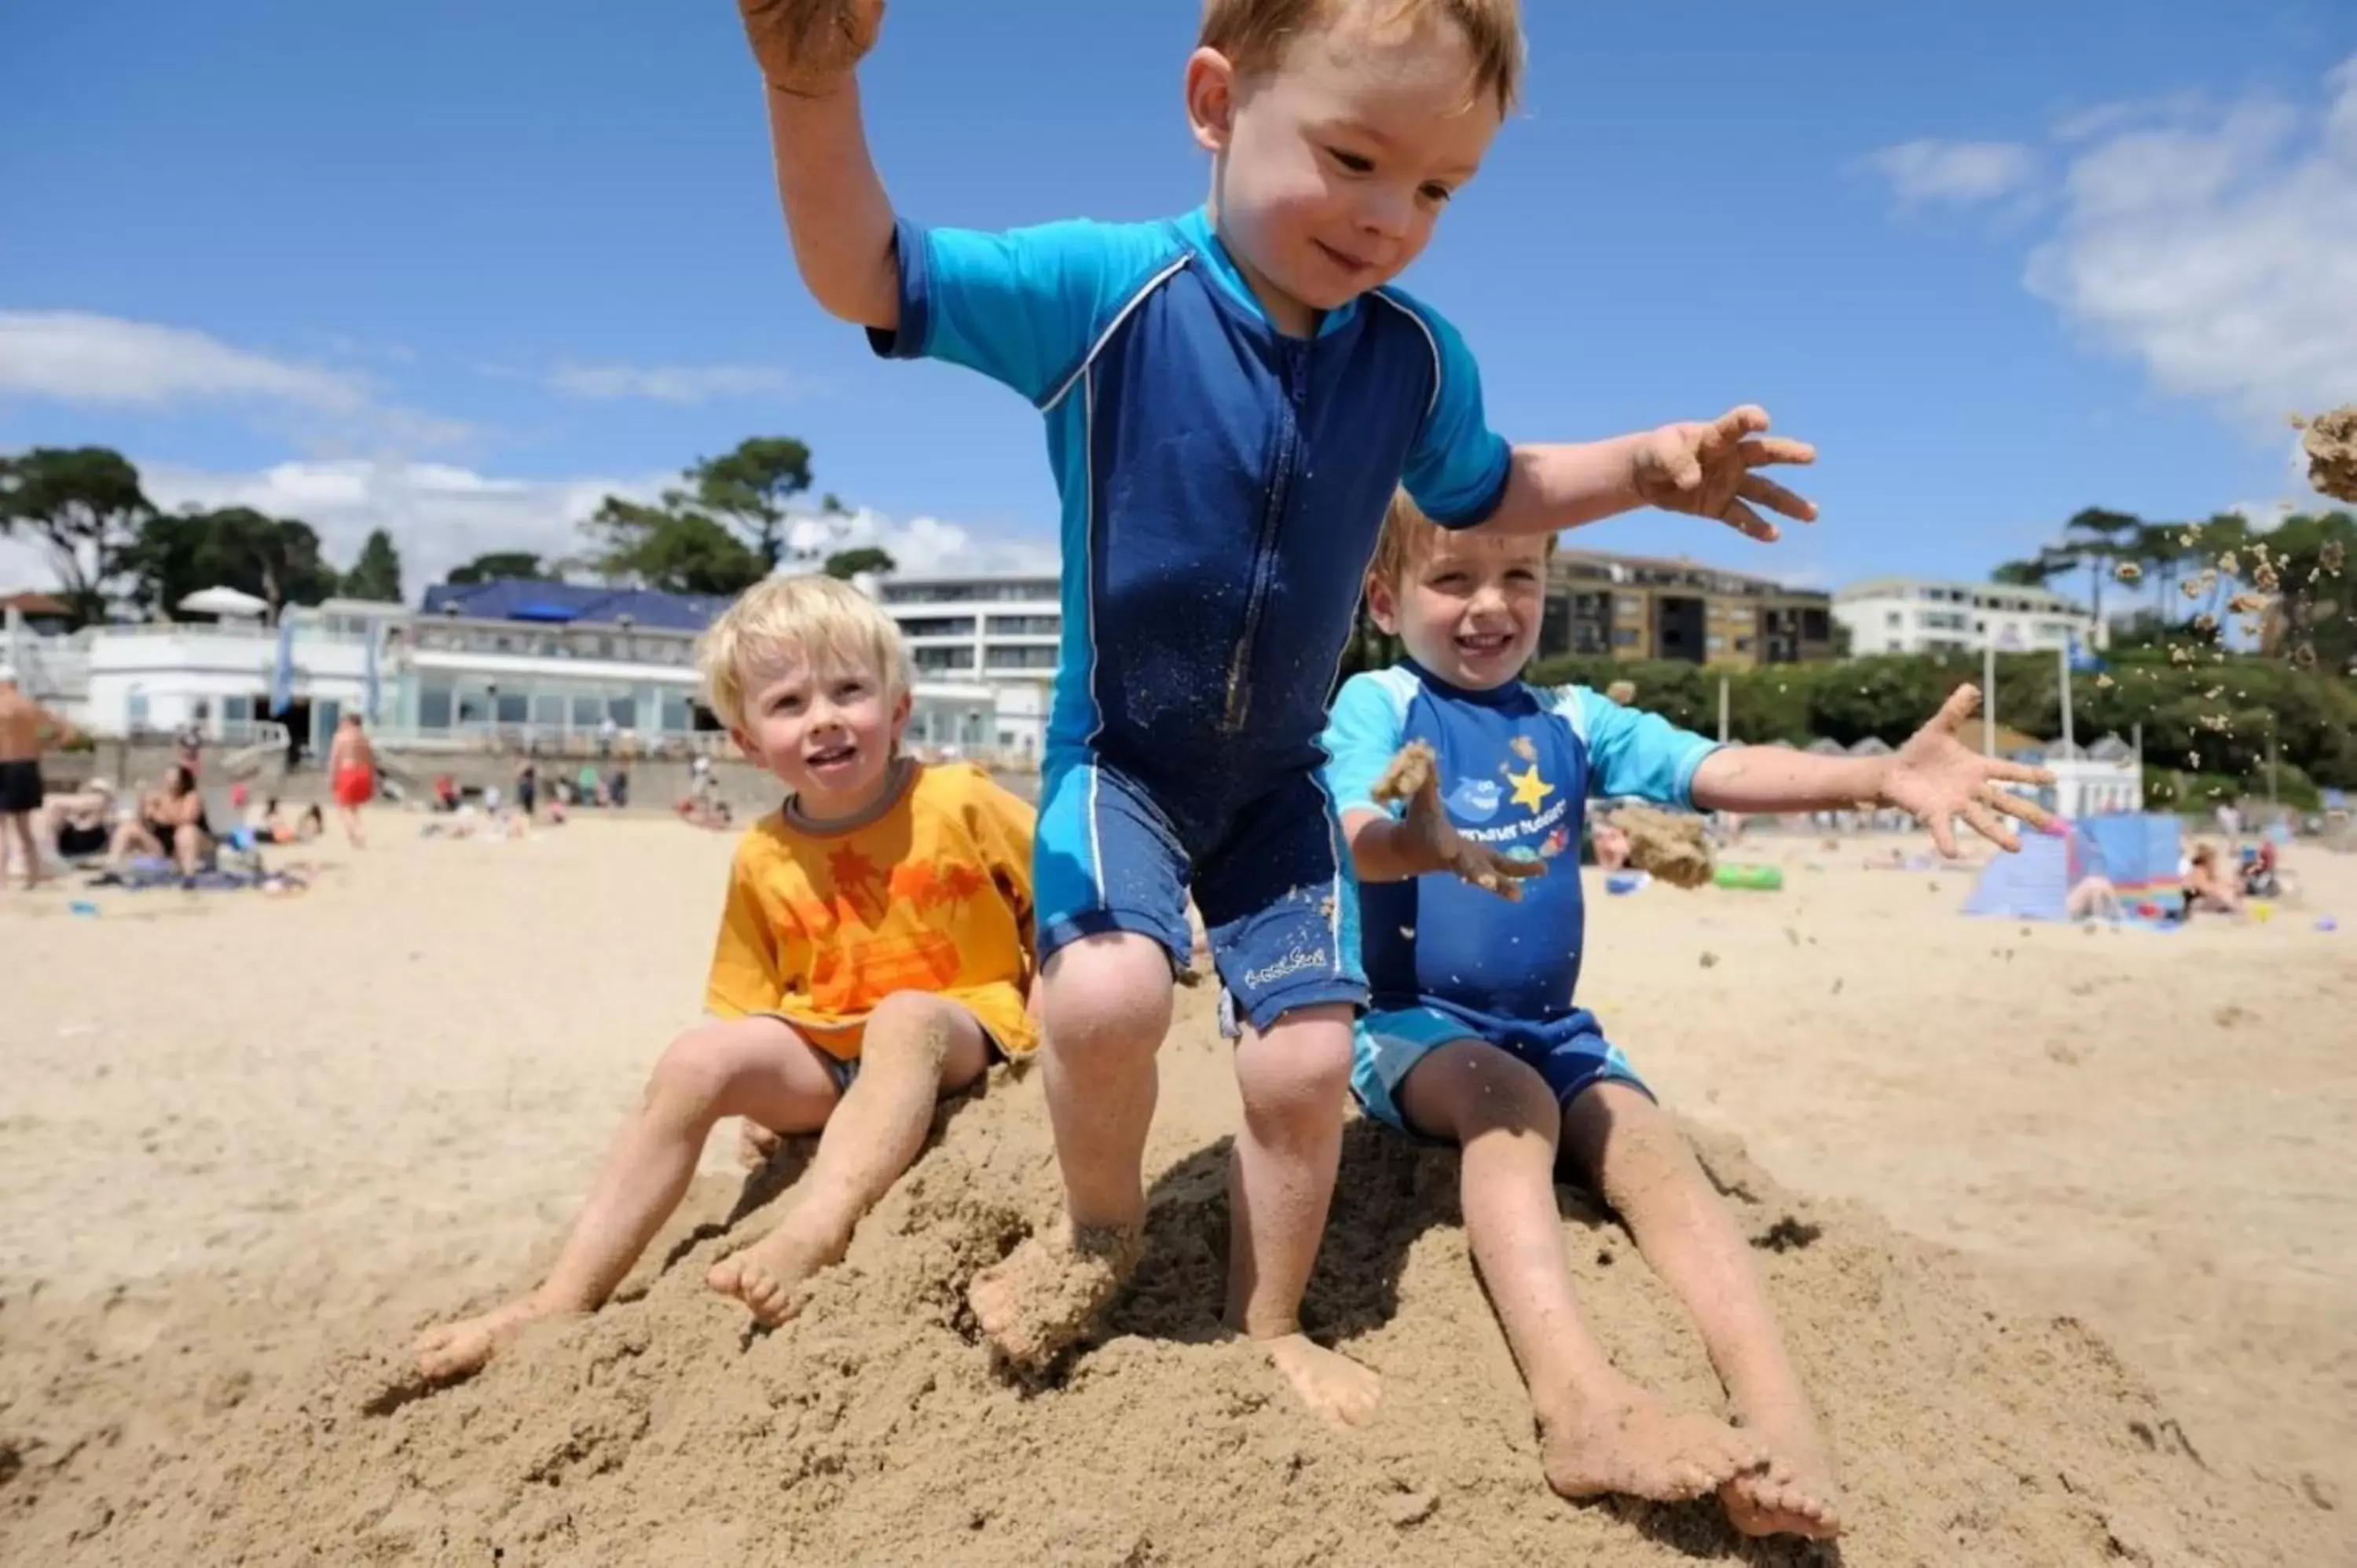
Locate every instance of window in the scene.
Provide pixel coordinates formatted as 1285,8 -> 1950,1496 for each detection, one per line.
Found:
572,694 -> 604,729
608,694 -> 636,729
1886,611 -> 1902,627
1735,638 -> 1754,653
497,692 -> 530,725
913,646 -> 976,672
1706,635 -> 1725,651
898,616 -> 977,639
660,694 -> 692,733
1615,595 -> 1643,615
984,646 -> 1058,671
985,614 -> 1059,636
1612,628 -> 1640,647
532,694 -> 565,728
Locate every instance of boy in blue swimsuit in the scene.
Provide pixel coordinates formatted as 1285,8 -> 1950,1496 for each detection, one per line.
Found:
735,0 -> 1822,1423
1322,493 -> 2053,1536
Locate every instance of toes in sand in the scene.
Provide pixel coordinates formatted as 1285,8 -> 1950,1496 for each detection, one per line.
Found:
706,1220 -> 842,1327
1720,1409 -> 1843,1541
1259,1333 -> 1382,1427
411,1296 -> 570,1385
1538,1384 -> 1765,1505
968,1219 -> 1141,1373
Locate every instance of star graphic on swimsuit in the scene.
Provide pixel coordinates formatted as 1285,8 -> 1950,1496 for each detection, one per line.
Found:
1506,764 -> 1555,813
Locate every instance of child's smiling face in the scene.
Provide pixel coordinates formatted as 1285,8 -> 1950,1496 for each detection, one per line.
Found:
1369,529 -> 1549,691
1188,8 -> 1501,335
731,649 -> 911,821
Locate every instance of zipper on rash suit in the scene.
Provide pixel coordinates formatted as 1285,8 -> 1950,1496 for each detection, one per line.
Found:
1222,339 -> 1311,734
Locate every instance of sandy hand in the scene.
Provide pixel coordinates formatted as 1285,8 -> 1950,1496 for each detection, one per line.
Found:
1631,405 -> 1819,543
738,0 -> 885,95
738,1116 -> 783,1171
1880,686 -> 2056,858
1370,741 -> 1544,901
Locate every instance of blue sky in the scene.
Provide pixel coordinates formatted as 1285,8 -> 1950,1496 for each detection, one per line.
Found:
4,0 -> 2353,601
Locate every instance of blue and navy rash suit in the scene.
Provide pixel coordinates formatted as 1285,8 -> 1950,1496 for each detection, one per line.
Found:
869,208 -> 1510,1029
1320,661 -> 1719,1124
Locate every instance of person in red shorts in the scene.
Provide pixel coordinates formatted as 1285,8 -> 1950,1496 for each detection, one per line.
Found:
327,713 -> 376,848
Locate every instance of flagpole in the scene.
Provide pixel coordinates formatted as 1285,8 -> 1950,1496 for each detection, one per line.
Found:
1983,633 -> 1997,756
2058,639 -> 2075,755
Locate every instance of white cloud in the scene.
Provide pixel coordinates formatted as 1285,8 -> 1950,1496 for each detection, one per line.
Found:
2024,57 -> 2357,430
0,457 -> 1057,600
546,363 -> 808,405
0,310 -> 472,452
1860,139 -> 2040,204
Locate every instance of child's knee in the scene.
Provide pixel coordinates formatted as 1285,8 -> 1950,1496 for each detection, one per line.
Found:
1041,933 -> 1173,1060
860,991 -> 965,1079
1237,1009 -> 1353,1127
649,1020 -> 761,1116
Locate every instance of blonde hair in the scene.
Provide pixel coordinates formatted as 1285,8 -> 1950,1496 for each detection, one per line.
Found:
695,573 -> 915,732
1199,0 -> 1525,113
1365,488 -> 1554,591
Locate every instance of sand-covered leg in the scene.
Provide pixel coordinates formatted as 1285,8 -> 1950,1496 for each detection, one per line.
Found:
1227,1005 -> 1380,1427
710,992 -> 987,1326
1398,1042 -> 1760,1496
969,1217 -> 1142,1371
972,933 -> 1169,1368
413,1016 -> 834,1383
1568,1083 -> 1842,1539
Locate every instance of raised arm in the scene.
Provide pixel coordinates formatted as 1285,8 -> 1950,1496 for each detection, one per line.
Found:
1475,407 -> 1820,544
739,0 -> 900,329
1689,687 -> 2055,856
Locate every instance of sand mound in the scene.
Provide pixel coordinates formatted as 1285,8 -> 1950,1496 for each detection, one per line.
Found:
6,1051 -> 2315,1565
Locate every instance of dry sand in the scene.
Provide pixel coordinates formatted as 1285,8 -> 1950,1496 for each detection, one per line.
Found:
3,817 -> 2353,1564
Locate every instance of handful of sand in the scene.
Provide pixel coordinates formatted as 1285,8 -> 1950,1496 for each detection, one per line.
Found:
1608,804 -> 1716,889
2292,407 -> 2357,503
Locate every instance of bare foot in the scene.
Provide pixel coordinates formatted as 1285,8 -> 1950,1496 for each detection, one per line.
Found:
412,1295 -> 575,1384
706,1212 -> 848,1326
1721,1399 -> 1842,1540
1259,1333 -> 1381,1427
968,1218 -> 1140,1372
1538,1379 -> 1765,1504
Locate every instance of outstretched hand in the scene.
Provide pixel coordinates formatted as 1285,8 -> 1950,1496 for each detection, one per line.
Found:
1879,686 -> 2057,857
739,0 -> 886,95
1631,405 -> 1819,541
1372,742 -> 1546,901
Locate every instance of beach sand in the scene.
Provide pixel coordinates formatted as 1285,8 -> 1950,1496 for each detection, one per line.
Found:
2,815 -> 2351,1563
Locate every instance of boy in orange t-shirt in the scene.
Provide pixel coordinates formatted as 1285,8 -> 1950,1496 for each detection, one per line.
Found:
415,575 -> 1037,1383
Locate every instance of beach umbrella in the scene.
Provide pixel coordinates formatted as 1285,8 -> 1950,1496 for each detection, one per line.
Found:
178,585 -> 269,618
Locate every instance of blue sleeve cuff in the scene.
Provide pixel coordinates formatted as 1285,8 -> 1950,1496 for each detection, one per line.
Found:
1428,438 -> 1513,530
1670,738 -> 1726,812
863,215 -> 932,361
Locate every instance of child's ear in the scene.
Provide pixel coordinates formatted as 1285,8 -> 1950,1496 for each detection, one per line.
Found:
889,688 -> 914,749
1184,47 -> 1238,153
1365,576 -> 1402,636
728,727 -> 760,763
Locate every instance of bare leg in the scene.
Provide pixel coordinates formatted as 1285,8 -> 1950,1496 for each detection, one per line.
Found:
342,804 -> 365,848
1227,1002 -> 1379,1427
413,1016 -> 839,1381
1566,1083 -> 1842,1540
2,813 -> 37,889
970,932 -> 1168,1369
709,992 -> 990,1324
1396,1045 -> 1761,1502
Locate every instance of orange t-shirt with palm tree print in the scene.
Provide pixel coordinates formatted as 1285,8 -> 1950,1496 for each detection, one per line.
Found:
703,761 -> 1037,1061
